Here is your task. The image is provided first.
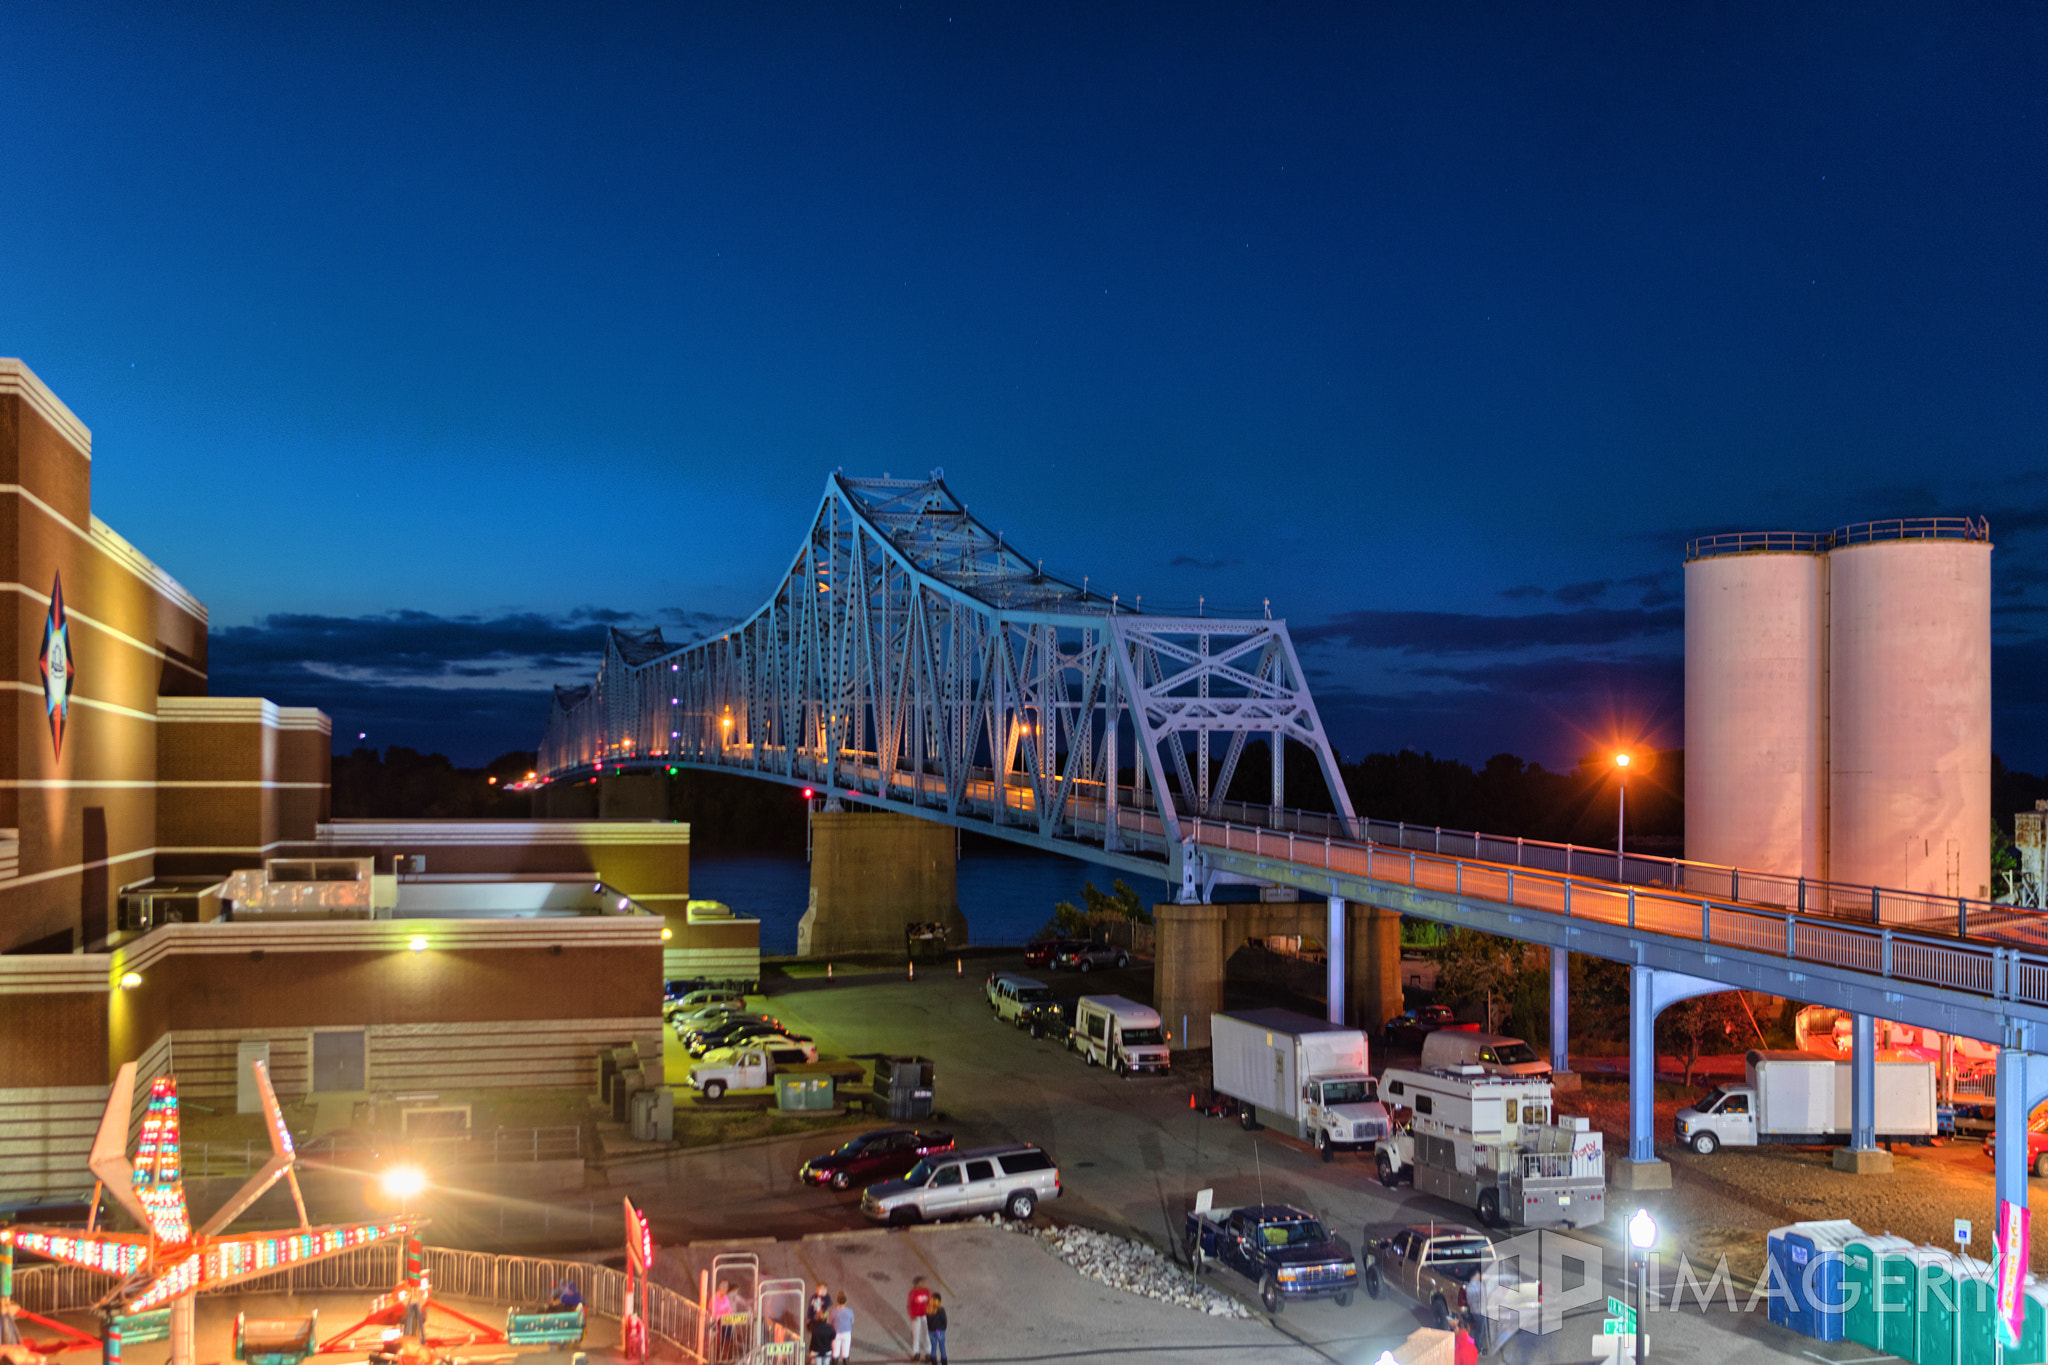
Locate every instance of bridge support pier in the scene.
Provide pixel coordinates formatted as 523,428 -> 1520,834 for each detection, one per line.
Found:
1833,1011 -> 1893,1173
1995,1042 -> 2048,1312
797,811 -> 965,956
1615,965 -> 1726,1191
1153,899 -> 1399,1050
1327,896 -> 1347,1026
1548,947 -> 1579,1091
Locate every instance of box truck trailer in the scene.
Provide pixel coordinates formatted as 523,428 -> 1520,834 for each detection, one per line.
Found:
1674,1050 -> 1938,1154
1211,1008 -> 1391,1159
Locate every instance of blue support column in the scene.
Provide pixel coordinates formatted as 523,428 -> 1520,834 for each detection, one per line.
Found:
1833,1012 -> 1891,1172
1617,964 -> 1725,1190
1550,947 -> 1571,1078
1327,896 -> 1347,1026
1995,1043 -> 2048,1339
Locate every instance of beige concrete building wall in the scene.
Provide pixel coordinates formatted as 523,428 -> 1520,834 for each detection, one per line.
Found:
1152,899 -> 1402,1049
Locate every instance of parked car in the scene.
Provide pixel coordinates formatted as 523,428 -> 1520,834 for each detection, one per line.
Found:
987,972 -> 1058,1026
668,1001 -> 747,1028
1183,1203 -> 1358,1313
1381,1005 -> 1460,1051
1418,1030 -> 1549,1078
1983,1107 -> 2048,1176
1023,938 -> 1086,969
860,1143 -> 1061,1225
798,1128 -> 956,1191
1053,942 -> 1130,973
670,986 -> 745,1013
1029,1002 -> 1075,1044
689,1025 -> 809,1059
683,1015 -> 787,1053
1362,1223 -> 1540,1344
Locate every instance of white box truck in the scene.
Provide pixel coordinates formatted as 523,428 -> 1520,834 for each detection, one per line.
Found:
1211,1008 -> 1392,1160
1072,996 -> 1171,1075
1673,1050 -> 1938,1154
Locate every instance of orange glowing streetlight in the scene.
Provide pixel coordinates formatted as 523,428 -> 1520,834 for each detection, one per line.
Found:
1613,751 -> 1632,862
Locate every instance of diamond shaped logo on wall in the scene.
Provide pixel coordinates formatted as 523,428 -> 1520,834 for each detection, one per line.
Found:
39,572 -> 75,758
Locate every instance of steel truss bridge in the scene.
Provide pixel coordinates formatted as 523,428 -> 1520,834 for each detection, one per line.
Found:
539,471 -> 2048,1207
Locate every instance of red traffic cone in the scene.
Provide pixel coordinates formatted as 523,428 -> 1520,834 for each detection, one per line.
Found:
908,960 -> 916,981
956,958 -> 963,977
826,962 -> 834,982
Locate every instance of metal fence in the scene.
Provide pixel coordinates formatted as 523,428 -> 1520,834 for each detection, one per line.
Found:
10,1245 -> 706,1363
411,1126 -> 583,1164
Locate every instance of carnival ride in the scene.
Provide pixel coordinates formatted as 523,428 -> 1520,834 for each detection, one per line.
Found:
0,1060 -> 409,1365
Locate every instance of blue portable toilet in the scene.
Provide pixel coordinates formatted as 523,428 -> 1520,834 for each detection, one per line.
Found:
1767,1220 -> 1865,1340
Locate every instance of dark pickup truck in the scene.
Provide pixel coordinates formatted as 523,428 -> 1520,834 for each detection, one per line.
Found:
1183,1203 -> 1359,1313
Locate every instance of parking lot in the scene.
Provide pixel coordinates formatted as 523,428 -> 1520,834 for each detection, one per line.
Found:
626,957 -> 1904,1365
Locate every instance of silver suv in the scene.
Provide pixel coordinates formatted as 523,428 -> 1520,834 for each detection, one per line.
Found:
860,1143 -> 1060,1225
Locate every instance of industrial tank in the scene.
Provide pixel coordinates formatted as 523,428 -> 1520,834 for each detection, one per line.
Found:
1684,536 -> 1829,880
1826,522 -> 1993,901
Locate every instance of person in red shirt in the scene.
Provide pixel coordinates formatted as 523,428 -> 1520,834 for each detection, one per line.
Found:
907,1276 -> 933,1362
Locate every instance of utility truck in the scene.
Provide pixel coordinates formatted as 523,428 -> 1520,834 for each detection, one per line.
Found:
1210,1009 -> 1391,1160
1673,1050 -> 1938,1154
1072,996 -> 1171,1075
1374,1066 -> 1604,1229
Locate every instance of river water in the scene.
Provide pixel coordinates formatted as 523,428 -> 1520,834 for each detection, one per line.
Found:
688,850 -> 1173,954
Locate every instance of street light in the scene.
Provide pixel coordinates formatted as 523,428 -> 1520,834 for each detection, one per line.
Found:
1613,752 -> 1632,869
1629,1207 -> 1657,1365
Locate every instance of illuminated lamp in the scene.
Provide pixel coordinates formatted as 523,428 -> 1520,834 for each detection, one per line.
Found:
407,936 -> 428,953
660,926 -> 674,941
119,971 -> 143,989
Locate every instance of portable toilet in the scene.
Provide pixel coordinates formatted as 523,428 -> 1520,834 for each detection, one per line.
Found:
1915,1250 -> 1992,1365
1963,1278 -> 2048,1365
1844,1234 -> 1914,1351
1882,1248 -> 1951,1361
1767,1220 -> 1864,1340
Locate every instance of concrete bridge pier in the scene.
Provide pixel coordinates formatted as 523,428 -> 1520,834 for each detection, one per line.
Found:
797,811 -> 966,957
1154,898 -> 1400,1050
1616,965 -> 1726,1191
1833,1012 -> 1893,1173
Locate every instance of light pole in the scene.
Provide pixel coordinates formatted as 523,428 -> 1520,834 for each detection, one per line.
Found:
1629,1207 -> 1656,1365
1614,752 -> 1632,873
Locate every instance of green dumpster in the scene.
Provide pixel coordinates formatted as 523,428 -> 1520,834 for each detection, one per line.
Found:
1844,1234 -> 1912,1351
777,1073 -> 834,1111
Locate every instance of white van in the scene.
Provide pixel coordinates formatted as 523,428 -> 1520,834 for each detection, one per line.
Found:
1418,1031 -> 1549,1078
1072,996 -> 1171,1076
986,972 -> 1056,1026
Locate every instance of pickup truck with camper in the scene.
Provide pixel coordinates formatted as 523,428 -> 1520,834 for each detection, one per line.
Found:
1183,1202 -> 1359,1313
1211,1009 -> 1391,1159
1418,1030 -> 1549,1078
1375,1066 -> 1604,1228
1674,1050 -> 1938,1154
1362,1222 -> 1540,1347
1071,996 -> 1171,1074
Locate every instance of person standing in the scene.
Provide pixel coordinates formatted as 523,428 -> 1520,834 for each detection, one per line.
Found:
926,1294 -> 948,1365
807,1311 -> 835,1365
906,1276 -> 932,1361
829,1292 -> 855,1361
809,1282 -> 832,1327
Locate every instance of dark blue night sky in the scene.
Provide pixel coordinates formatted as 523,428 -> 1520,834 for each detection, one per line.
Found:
4,4 -> 2044,769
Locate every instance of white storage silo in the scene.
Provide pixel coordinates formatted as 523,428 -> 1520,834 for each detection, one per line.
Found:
1684,538 -> 1830,879
1826,525 -> 1993,901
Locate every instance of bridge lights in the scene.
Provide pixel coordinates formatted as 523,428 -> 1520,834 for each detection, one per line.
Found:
1613,751 -> 1632,859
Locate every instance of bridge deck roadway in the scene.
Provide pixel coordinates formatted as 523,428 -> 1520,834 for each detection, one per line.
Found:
594,751 -> 2048,1044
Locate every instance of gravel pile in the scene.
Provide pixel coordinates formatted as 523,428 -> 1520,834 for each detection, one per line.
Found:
1015,1222 -> 1251,1317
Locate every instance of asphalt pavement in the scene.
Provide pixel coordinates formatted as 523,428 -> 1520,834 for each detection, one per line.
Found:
618,959 -> 1864,1365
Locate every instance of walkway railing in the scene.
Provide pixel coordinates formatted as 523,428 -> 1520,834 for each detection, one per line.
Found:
10,1244 -> 708,1363
1186,816 -> 2048,1012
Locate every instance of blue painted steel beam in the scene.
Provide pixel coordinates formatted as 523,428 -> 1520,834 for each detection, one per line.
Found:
1850,1012 -> 1877,1151
1327,896 -> 1347,1027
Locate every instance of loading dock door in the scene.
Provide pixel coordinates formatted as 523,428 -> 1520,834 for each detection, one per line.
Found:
312,1030 -> 366,1092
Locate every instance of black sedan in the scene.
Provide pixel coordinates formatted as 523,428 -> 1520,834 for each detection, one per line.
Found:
1382,1005 -> 1459,1051
798,1129 -> 956,1191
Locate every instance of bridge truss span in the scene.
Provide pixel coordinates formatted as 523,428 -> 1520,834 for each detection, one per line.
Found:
539,472 -> 1356,880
